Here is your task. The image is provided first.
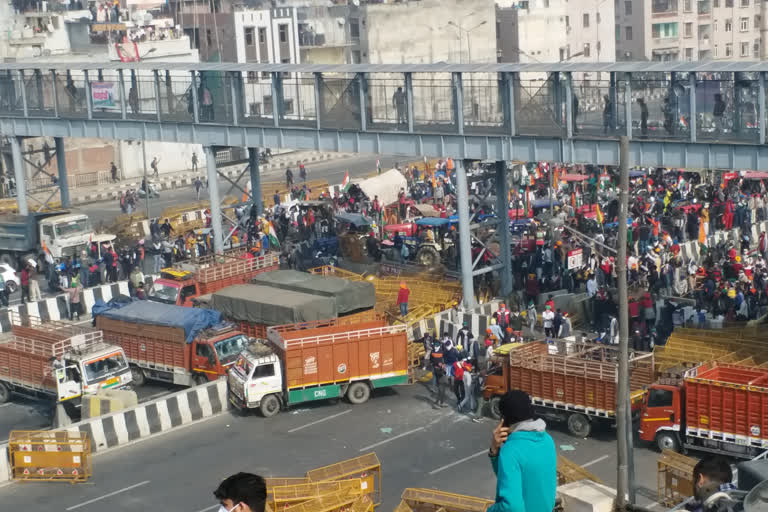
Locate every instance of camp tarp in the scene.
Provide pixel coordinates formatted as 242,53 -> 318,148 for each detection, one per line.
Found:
251,270 -> 376,314
95,300 -> 222,343
211,284 -> 337,325
357,169 -> 407,207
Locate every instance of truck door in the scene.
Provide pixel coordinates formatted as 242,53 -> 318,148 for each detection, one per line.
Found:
193,342 -> 218,377
179,284 -> 197,307
639,386 -> 679,442
55,365 -> 82,402
248,361 -> 282,402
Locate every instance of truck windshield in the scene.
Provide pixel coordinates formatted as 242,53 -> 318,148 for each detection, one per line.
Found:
232,355 -> 254,379
214,335 -> 249,365
82,352 -> 129,385
54,218 -> 91,238
147,282 -> 180,305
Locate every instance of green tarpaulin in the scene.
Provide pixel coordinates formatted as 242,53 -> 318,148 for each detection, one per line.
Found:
211,284 -> 336,325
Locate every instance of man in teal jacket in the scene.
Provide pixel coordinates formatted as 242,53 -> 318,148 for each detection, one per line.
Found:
487,390 -> 557,512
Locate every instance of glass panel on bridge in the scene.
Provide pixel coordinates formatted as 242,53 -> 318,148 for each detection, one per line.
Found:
241,72 -> 275,126
56,73 -> 87,118
516,72 -> 564,137
366,74 -> 405,132
412,72 -> 454,134
125,73 -> 157,121
196,71 -> 234,124
695,72 -> 761,144
318,72 -> 362,131
25,71 -> 56,117
571,77 -> 619,137
280,72 -> 317,128
628,72 -> 689,141
0,72 -> 23,116
158,71 -> 195,123
463,74 -> 504,135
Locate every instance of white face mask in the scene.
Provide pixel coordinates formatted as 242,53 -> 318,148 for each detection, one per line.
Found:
218,504 -> 240,512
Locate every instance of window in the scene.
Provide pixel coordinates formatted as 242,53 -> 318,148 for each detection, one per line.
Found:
283,98 -> 294,114
565,15 -> 570,27
350,19 -> 360,38
625,26 -> 633,40
726,0 -> 733,6
180,285 -> 196,304
206,29 -> 212,47
740,17 -> 749,31
559,47 -> 566,60
263,95 -> 273,114
625,0 -> 632,14
647,388 -> 673,408
583,42 -> 591,56
756,15 -> 762,30
249,102 -> 261,115
685,47 -> 693,60
684,0 -> 692,11
247,71 -> 257,83
714,44 -> 718,56
196,343 -> 214,360
543,0 -> 549,6
684,22 -> 693,37
583,13 -> 590,27
244,27 -> 254,46
725,18 -> 732,32
713,0 -> 719,6
652,22 -> 679,38
741,0 -> 749,6
252,363 -> 275,378
258,27 -> 267,44
596,12 -> 601,23
714,20 -> 717,32
278,24 -> 288,43
755,40 -> 761,57
42,225 -> 54,238
741,41 -> 750,55
726,42 -> 733,56
261,71 -> 270,80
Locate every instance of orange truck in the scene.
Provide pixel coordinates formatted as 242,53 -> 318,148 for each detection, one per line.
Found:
484,341 -> 655,437
148,252 -> 280,307
639,362 -> 768,458
227,318 -> 408,417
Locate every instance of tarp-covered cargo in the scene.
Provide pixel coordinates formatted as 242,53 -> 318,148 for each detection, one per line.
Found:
357,169 -> 407,207
211,284 -> 336,325
94,300 -> 222,343
251,270 -> 375,314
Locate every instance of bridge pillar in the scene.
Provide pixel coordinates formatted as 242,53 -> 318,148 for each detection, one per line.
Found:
54,137 -> 70,208
495,161 -> 512,296
204,146 -> 224,254
456,159 -> 475,309
248,147 -> 262,217
10,136 -> 27,215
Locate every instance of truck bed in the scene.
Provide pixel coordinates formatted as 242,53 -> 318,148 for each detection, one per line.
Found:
102,330 -> 189,373
0,339 -> 55,392
197,252 -> 280,288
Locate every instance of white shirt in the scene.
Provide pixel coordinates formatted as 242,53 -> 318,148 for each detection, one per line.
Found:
542,310 -> 555,328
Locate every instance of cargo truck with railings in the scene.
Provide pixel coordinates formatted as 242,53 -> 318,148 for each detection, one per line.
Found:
0,316 -> 132,408
227,319 -> 409,417
639,362 -> 768,458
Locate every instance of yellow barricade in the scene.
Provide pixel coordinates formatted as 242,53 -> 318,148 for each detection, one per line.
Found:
398,488 -> 493,512
8,430 -> 91,482
306,453 -> 382,506
271,479 -> 362,511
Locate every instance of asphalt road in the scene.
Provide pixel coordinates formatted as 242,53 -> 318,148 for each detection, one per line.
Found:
0,383 -> 662,511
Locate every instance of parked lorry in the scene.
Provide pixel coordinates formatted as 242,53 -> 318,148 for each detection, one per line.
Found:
0,315 -> 132,407
484,341 -> 655,437
95,300 -> 251,387
227,318 -> 408,416
639,362 -> 768,458
0,211 -> 114,267
148,251 -> 279,307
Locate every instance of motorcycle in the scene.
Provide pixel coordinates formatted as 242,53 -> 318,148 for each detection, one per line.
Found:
138,180 -> 160,199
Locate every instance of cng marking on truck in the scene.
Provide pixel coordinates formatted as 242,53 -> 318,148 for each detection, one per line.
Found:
287,409 -> 352,433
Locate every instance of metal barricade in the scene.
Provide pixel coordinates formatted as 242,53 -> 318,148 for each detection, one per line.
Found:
8,430 -> 91,482
306,453 -> 382,506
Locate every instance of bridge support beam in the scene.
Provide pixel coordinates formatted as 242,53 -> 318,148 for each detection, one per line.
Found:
495,161 -> 512,296
55,137 -> 69,208
204,145 -> 224,254
248,147 -> 262,217
456,159 -> 475,309
11,136 -> 27,215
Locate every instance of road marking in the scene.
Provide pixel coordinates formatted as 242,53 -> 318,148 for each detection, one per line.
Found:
646,502 -> 663,509
288,410 -> 352,433
0,403 -> 13,408
428,450 -> 487,475
139,391 -> 174,404
582,455 -> 610,468
192,505 -> 220,512
65,480 -> 150,510
358,427 -> 424,452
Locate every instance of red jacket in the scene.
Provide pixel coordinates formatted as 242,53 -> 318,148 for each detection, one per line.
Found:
396,288 -> 410,305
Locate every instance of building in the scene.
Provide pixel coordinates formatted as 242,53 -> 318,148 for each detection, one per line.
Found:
616,0 -> 766,61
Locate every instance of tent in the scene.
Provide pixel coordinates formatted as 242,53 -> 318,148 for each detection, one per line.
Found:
357,169 -> 408,206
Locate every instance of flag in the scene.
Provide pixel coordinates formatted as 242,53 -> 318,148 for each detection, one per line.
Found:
552,169 -> 559,191
376,159 -> 381,175
342,172 -> 350,192
595,203 -> 604,224
525,185 -> 530,212
571,192 -> 576,210
267,221 -> 280,248
679,115 -> 688,128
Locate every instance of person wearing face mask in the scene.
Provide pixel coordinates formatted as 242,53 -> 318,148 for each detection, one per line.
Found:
685,456 -> 742,512
213,472 -> 267,512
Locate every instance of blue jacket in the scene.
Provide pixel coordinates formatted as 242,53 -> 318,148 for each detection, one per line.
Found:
488,419 -> 557,512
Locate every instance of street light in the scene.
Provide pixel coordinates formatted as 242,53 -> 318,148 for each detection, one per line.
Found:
447,20 -> 488,63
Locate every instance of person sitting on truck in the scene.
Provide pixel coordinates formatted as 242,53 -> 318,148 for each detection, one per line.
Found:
487,390 -> 557,512
686,456 -> 740,512
213,472 -> 267,512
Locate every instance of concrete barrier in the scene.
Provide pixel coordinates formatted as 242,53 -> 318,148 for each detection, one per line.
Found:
557,480 -> 618,512
433,300 -> 502,340
0,443 -> 9,483
81,389 -> 139,420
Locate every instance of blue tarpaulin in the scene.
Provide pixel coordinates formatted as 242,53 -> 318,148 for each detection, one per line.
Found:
94,300 -> 222,343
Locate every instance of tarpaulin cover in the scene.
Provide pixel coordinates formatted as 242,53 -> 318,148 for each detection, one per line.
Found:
94,299 -> 222,343
211,284 -> 336,325
251,270 -> 375,314
357,169 -> 407,206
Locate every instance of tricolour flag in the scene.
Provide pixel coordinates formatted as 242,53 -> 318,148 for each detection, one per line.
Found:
342,172 -> 350,192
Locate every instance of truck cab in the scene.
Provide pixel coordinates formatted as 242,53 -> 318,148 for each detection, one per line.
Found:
57,343 -> 133,401
638,383 -> 683,452
227,343 -> 283,413
190,328 -> 252,384
39,214 -> 110,259
148,269 -> 200,307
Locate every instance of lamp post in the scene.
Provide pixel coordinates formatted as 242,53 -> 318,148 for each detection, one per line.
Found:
447,20 -> 488,63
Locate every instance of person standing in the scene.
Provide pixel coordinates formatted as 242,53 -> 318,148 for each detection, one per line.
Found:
602,94 -> 613,135
285,168 -> 293,187
638,98 -> 649,137
713,93 -> 726,135
150,156 -> 159,178
299,164 -> 307,182
20,263 -> 30,304
68,280 -> 83,321
191,152 -> 198,173
194,177 -> 203,201
433,362 -> 450,409
487,390 -> 557,512
541,305 -> 555,339
526,301 -> 537,334
110,161 -> 118,182
396,281 -> 410,317
392,86 -> 407,125
28,263 -> 41,302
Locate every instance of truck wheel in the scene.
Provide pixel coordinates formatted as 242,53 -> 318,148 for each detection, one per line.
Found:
489,397 -> 502,420
346,382 -> 371,405
193,374 -> 208,386
656,431 -> 680,452
5,280 -> 16,294
130,366 -> 146,387
259,394 -> 281,418
567,413 -> 592,438
0,383 -> 9,404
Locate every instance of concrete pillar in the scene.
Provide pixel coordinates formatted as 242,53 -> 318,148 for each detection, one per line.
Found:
11,136 -> 27,215
55,137 -> 69,208
495,161 -> 512,296
248,147 -> 262,217
456,159 -> 475,309
204,146 -> 223,254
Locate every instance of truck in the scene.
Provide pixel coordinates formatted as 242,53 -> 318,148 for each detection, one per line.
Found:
95,300 -> 252,387
0,315 -> 132,409
0,211 -> 115,267
639,362 -> 768,458
484,341 -> 655,437
227,318 -> 409,417
148,251 -> 280,307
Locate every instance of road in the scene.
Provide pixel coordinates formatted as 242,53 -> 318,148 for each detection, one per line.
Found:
0,383 -> 662,511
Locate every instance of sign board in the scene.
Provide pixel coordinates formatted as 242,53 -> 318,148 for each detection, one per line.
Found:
91,82 -> 119,109
567,248 -> 583,270
91,23 -> 126,32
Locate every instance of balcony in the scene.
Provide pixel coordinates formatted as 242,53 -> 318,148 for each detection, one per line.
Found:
298,30 -> 354,48
652,0 -> 679,16
698,36 -> 710,48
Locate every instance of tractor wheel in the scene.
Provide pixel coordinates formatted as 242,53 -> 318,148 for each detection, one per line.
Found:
417,246 -> 440,267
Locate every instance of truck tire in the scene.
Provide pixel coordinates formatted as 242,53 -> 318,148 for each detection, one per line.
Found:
259,394 -> 281,418
130,366 -> 146,387
655,431 -> 680,452
567,413 -> 592,438
5,280 -> 17,293
193,374 -> 208,386
346,382 -> 371,405
488,396 -> 502,420
0,382 -> 9,404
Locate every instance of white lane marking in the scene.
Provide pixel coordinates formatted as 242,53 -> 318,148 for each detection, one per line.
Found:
582,455 -> 610,468
65,480 -> 151,510
288,409 -> 352,433
0,403 -> 13,408
192,505 -> 220,512
428,450 -> 488,475
358,427 -> 425,452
